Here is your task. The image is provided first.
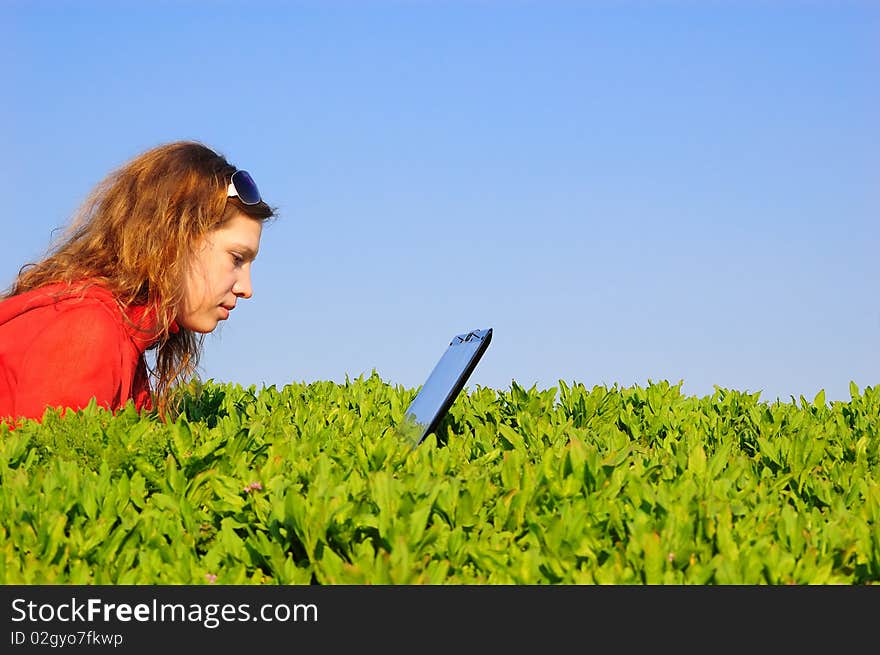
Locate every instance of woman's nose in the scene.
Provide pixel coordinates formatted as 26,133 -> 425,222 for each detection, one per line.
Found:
233,269 -> 253,299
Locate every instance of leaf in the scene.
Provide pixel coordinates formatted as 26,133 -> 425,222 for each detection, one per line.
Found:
497,424 -> 525,451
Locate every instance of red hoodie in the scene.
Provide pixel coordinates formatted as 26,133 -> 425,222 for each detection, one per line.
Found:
0,281 -> 174,426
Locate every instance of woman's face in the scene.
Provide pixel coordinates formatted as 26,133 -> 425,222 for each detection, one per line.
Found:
177,211 -> 263,333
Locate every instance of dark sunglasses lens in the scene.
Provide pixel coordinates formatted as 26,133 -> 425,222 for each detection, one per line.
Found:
232,170 -> 261,205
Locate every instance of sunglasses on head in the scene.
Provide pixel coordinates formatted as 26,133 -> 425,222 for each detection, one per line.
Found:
226,169 -> 262,205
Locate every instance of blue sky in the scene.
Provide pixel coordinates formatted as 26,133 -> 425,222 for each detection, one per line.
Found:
3,0 -> 878,403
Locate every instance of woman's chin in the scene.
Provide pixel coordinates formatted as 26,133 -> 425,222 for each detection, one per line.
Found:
176,318 -> 219,334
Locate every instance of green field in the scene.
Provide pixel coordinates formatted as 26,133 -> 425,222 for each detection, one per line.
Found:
1,375 -> 878,584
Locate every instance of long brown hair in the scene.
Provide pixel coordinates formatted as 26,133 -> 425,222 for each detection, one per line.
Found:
3,140 -> 275,418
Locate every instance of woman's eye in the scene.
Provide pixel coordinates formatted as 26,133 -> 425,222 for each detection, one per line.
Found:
232,253 -> 244,266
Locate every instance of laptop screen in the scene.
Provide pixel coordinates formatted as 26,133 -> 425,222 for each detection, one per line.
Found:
399,328 -> 493,446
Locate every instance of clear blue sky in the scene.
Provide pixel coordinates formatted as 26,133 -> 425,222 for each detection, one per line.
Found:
3,1 -> 878,403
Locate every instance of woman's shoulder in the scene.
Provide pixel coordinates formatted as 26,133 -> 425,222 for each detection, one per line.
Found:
0,280 -> 123,329
1,280 -> 169,354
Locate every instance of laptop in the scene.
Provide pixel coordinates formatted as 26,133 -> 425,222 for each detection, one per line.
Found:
398,327 -> 493,447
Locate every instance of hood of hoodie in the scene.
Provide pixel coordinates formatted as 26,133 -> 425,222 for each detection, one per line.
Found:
0,280 -> 179,354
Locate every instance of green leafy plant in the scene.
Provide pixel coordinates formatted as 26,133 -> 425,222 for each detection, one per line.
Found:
1,374 -> 878,584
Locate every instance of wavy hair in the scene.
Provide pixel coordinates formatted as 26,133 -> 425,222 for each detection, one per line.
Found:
3,140 -> 276,418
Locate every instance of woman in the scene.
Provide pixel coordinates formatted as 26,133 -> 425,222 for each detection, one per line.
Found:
0,141 -> 275,427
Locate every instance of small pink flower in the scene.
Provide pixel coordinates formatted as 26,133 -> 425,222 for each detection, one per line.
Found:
205,573 -> 217,584
244,481 -> 263,493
